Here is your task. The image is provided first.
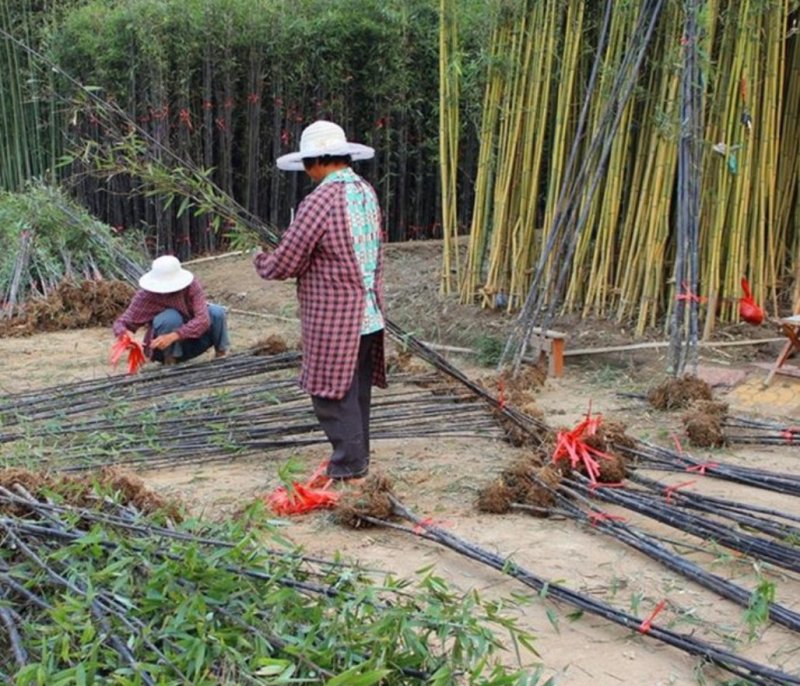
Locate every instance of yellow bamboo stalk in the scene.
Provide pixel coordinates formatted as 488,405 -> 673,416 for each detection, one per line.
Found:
459,21 -> 505,303
439,0 -> 460,294
482,6 -> 533,307
508,0 -> 560,309
537,0 -> 582,295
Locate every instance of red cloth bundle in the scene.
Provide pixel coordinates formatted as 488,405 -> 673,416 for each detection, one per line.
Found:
739,277 -> 764,325
264,461 -> 340,515
551,413 -> 614,484
110,332 -> 146,375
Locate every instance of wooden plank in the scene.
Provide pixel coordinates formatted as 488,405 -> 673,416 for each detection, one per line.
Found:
183,250 -> 246,265
417,337 -> 784,361
550,337 -> 564,376
530,326 -> 566,339
564,337 -> 784,357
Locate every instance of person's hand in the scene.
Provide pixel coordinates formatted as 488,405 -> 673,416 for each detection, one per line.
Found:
252,244 -> 273,259
151,331 -> 181,350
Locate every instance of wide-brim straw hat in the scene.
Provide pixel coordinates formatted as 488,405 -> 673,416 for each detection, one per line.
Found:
138,255 -> 194,294
276,120 -> 374,171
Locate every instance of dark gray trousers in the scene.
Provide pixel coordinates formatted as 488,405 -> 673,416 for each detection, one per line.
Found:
312,331 -> 380,479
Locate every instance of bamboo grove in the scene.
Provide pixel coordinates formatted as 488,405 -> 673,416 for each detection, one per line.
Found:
459,0 -> 800,334
1,0 -> 798,333
0,0 -> 488,256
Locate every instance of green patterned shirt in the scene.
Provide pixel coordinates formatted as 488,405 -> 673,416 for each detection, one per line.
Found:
321,168 -> 384,334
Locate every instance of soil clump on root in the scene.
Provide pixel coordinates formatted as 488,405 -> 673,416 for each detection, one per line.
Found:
500,365 -> 546,418
252,334 -> 290,355
647,375 -> 713,411
0,466 -> 181,519
0,279 -> 134,337
580,421 -> 634,481
334,473 -> 395,528
683,400 -> 728,448
477,456 -> 561,515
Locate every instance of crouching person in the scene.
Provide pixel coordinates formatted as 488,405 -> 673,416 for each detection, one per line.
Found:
113,255 -> 229,364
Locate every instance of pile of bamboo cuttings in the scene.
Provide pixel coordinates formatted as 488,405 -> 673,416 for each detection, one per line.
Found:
0,472 -> 527,683
0,347 -> 504,472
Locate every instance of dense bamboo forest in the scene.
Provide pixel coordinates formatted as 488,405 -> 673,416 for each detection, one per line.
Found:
459,0 -> 800,338
1,0 -> 799,333
0,0 -> 487,256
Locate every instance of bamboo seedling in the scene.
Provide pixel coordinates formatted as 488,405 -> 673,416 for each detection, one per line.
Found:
0,478 -> 540,683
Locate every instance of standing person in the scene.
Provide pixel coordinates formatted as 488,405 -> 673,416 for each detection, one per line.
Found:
254,120 -> 386,483
113,255 -> 229,364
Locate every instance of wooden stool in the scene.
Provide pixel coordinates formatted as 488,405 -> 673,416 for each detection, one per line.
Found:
763,315 -> 800,386
529,327 -> 567,377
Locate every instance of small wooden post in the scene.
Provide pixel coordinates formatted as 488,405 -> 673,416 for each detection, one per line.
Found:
529,327 -> 566,378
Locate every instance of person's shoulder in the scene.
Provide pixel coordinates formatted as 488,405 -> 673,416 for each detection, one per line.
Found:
299,182 -> 340,211
313,182 -> 342,198
131,287 -> 154,302
187,277 -> 206,294
353,173 -> 378,193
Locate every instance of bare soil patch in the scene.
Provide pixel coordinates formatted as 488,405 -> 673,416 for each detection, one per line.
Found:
1,241 -> 799,685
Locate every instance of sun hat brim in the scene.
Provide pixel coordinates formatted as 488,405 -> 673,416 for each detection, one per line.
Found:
276,142 -> 375,171
138,267 -> 194,294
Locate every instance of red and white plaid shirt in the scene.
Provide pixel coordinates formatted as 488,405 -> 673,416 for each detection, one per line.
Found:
254,172 -> 387,399
112,278 -> 211,354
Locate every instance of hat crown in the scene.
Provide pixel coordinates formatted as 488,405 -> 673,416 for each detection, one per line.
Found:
138,254 -> 194,293
299,121 -> 347,156
150,255 -> 182,277
276,119 -> 374,171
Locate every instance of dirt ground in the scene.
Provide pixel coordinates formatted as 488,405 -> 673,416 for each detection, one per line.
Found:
2,242 -> 800,685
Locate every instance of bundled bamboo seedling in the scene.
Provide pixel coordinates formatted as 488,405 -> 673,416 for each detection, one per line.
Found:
337,479 -> 800,685
667,0 -> 704,375
480,460 -> 800,635
0,184 -> 145,320
0,470 -> 541,683
0,348 -> 504,472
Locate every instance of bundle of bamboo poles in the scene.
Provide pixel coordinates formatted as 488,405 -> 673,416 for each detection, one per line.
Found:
0,480 -> 527,683
0,184 -> 145,318
379,496 -> 800,685
0,349 -> 502,472
457,0 -> 800,338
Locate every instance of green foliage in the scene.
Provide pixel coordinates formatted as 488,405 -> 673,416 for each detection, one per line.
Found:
0,486 -> 544,683
40,0 -> 489,247
474,334 -> 504,367
744,572 -> 776,641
